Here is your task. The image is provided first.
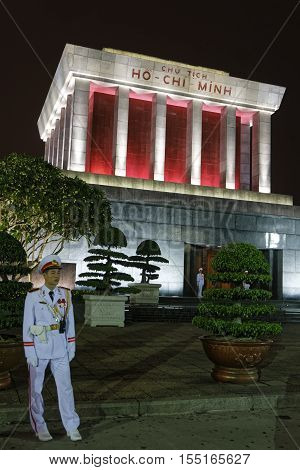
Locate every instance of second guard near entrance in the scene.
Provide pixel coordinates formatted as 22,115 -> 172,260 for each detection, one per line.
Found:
23,255 -> 81,442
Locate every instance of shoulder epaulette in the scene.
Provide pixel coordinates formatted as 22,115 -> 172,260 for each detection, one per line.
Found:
59,286 -> 70,291
29,288 -> 39,293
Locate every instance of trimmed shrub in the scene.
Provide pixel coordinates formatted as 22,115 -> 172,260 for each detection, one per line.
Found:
129,240 -> 169,283
192,243 -> 282,339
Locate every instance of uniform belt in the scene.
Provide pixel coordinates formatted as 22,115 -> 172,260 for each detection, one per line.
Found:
48,324 -> 60,331
30,324 -> 61,343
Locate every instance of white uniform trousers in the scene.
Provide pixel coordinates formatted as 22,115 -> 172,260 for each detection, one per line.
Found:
28,354 -> 80,433
197,283 -> 204,298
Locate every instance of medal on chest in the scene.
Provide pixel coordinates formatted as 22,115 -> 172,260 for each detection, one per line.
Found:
39,288 -> 67,333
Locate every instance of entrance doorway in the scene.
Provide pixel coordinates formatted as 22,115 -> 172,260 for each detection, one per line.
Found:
184,244 -> 219,297
262,249 -> 283,300
184,244 -> 283,299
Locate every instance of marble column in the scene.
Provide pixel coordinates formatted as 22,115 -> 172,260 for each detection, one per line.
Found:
240,122 -> 251,190
114,86 -> 129,177
185,101 -> 193,183
220,106 -> 236,189
53,119 -> 60,167
153,93 -> 167,181
49,129 -> 55,165
189,100 -> 203,185
57,107 -> 66,169
252,111 -> 271,193
44,137 -> 50,163
63,94 -> 73,170
69,78 -> 89,172
148,94 -> 156,180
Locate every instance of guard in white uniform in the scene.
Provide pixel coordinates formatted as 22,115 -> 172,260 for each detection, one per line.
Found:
23,255 -> 81,442
196,267 -> 205,298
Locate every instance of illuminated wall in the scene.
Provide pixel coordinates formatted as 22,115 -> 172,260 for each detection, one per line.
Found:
126,93 -> 153,179
235,116 -> 241,190
164,100 -> 188,184
201,110 -> 221,187
84,89 -> 254,191
86,86 -> 117,175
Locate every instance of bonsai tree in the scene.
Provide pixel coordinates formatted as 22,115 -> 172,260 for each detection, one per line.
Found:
192,242 -> 282,339
129,240 -> 169,283
0,231 -> 32,330
0,153 -> 111,275
75,226 -> 139,295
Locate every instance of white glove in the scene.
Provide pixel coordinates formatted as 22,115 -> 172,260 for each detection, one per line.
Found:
27,356 -> 38,367
68,351 -> 75,362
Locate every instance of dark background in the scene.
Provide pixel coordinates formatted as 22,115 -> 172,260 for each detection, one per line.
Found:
0,1 -> 299,201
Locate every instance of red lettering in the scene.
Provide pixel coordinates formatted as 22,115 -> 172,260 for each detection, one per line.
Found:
175,68 -> 180,74
163,75 -> 170,84
202,74 -> 208,80
198,81 -> 208,91
209,81 -> 213,92
132,68 -> 141,79
224,86 -> 232,96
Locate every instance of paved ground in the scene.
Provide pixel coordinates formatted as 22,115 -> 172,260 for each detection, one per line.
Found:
0,322 -> 300,423
1,408 -> 299,450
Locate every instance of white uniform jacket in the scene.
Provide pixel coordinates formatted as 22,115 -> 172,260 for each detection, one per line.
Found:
23,285 -> 76,360
196,273 -> 205,285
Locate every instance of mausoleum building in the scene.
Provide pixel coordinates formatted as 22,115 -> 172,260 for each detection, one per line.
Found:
37,44 -> 300,299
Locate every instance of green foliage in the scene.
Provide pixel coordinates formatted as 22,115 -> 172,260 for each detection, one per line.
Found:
0,231 -> 31,282
208,272 -> 272,285
197,302 -> 277,320
136,240 -> 162,256
0,299 -> 25,329
94,226 -> 127,248
129,240 -> 169,283
0,281 -> 32,301
76,226 -> 139,295
192,242 -> 282,339
0,231 -> 27,264
0,153 -> 111,275
211,242 -> 270,274
71,290 -> 92,301
192,316 -> 282,339
0,232 -> 32,329
203,288 -> 272,301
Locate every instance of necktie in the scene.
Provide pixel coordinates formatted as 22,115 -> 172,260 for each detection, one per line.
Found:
49,291 -> 54,302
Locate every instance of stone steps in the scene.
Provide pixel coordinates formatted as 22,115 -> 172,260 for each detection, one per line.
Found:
126,306 -> 197,323
76,299 -> 300,324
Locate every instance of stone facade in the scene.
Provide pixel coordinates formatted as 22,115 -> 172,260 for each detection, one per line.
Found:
37,181 -> 300,300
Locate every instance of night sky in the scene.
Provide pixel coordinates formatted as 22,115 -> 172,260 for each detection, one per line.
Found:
0,1 -> 299,201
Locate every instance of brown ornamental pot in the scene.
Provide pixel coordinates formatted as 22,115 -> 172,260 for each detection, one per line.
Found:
200,336 -> 273,384
0,335 -> 23,389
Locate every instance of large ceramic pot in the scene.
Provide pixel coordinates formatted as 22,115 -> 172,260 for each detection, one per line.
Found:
83,294 -> 127,327
201,336 -> 273,384
129,283 -> 161,305
0,335 -> 23,389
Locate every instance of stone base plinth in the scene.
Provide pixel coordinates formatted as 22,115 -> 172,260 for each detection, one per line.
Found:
83,295 -> 127,327
129,283 -> 161,305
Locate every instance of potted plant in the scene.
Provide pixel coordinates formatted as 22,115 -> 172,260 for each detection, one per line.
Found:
0,231 -> 32,389
192,242 -> 282,384
75,226 -> 139,327
129,240 -> 169,305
